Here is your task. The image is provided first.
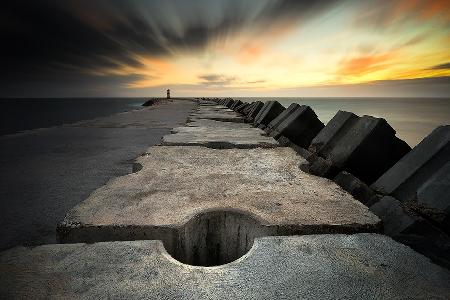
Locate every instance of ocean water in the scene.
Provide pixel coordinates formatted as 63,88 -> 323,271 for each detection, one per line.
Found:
0,98 -> 146,136
236,97 -> 450,146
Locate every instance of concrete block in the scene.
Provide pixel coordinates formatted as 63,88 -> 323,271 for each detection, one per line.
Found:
417,161 -> 450,212
240,102 -> 253,115
253,101 -> 285,127
58,146 -> 380,246
234,102 -> 247,111
308,112 -> 411,184
334,171 -> 379,206
246,101 -> 264,122
276,136 -> 315,160
308,156 -> 336,177
230,100 -> 243,110
372,125 -> 450,202
2,234 -> 450,299
370,196 -> 450,268
309,110 -> 358,156
370,196 -> 433,236
225,99 -> 235,108
235,102 -> 249,113
266,103 -> 324,148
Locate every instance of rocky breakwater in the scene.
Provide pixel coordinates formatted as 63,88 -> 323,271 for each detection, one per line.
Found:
1,98 -> 449,299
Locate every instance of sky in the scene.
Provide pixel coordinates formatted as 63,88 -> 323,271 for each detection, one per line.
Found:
1,0 -> 449,97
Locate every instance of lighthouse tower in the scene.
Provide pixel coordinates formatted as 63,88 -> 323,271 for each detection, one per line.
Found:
166,89 -> 171,99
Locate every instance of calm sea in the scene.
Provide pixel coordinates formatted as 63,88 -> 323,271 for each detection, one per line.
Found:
0,98 -> 146,136
237,97 -> 450,146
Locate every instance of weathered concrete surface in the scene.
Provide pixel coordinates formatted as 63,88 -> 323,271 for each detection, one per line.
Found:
58,146 -> 380,245
184,119 -> 253,129
266,103 -> 324,148
371,125 -> 449,201
2,234 -> 450,300
0,99 -> 197,251
308,112 -> 411,184
162,126 -> 279,148
189,111 -> 245,123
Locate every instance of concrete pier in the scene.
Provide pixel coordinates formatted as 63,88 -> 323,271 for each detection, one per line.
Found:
1,98 -> 449,299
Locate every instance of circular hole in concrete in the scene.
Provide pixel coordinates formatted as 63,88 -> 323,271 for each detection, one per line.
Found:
167,209 -> 272,267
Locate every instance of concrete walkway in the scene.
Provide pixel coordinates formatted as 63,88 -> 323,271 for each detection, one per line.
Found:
1,99 -> 449,299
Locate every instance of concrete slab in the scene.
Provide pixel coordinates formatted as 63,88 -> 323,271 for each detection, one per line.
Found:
162,126 -> 279,148
58,147 -> 380,249
196,106 -> 234,113
188,111 -> 245,123
2,234 -> 450,299
184,119 -> 254,129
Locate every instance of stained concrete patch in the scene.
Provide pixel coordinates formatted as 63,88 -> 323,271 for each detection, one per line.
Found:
163,125 -> 279,148
189,108 -> 245,123
2,234 -> 450,299
58,146 -> 380,247
184,119 -> 254,129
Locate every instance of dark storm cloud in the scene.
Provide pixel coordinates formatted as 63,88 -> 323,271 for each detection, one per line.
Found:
428,62 -> 450,70
0,0 -> 338,96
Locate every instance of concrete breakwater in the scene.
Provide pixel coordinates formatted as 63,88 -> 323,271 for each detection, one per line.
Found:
1,98 -> 449,299
214,97 -> 450,268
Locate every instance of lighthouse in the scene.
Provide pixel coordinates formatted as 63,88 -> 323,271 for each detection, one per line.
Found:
166,89 -> 171,99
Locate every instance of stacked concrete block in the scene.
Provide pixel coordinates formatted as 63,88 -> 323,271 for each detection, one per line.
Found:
227,100 -> 237,108
230,100 -> 243,110
307,111 -> 411,184
241,102 -> 256,115
370,196 -> 450,268
246,101 -> 264,122
235,102 -> 249,113
224,99 -> 234,107
371,125 -> 449,231
371,126 -> 449,201
265,103 -> 324,149
334,171 -> 379,206
253,101 -> 285,129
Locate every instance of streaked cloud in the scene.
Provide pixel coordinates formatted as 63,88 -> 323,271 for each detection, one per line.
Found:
0,0 -> 449,97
